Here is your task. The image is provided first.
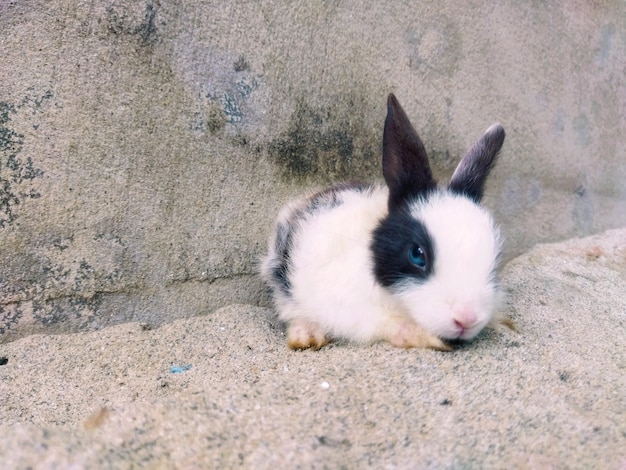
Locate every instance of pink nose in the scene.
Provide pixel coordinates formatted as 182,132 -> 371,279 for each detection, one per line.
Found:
453,310 -> 477,330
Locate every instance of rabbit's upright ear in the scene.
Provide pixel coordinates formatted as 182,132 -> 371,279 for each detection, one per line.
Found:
383,94 -> 437,212
448,123 -> 505,203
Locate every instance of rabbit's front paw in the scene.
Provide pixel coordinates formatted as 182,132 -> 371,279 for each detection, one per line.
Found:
382,316 -> 451,351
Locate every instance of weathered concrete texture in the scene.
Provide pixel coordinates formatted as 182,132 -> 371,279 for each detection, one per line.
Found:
0,229 -> 624,468
1,1 -> 626,340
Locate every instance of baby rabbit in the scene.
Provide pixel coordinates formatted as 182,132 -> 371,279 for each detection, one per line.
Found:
261,93 -> 509,351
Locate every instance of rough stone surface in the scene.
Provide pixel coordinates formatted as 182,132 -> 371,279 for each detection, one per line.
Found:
0,228 -> 624,468
1,2 -> 626,340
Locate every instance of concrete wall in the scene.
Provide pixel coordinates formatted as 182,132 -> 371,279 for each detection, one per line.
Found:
1,0 -> 625,341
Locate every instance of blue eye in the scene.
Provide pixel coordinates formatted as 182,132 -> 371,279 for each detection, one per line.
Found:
408,244 -> 427,269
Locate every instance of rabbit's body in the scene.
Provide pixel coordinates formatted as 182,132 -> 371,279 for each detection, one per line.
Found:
263,183 -> 392,344
261,94 -> 509,351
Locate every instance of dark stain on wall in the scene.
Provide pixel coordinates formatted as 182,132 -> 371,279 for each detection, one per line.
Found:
32,294 -> 104,328
233,54 -> 250,73
266,99 -> 378,183
206,104 -> 227,134
0,97 -> 46,228
138,3 -> 158,45
0,303 -> 22,335
0,251 -> 125,338
105,1 -> 160,46
190,53 -> 261,134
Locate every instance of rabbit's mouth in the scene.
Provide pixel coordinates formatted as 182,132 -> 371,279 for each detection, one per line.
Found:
442,326 -> 478,345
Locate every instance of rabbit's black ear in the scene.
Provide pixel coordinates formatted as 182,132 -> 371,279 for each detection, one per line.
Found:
448,123 -> 505,203
383,94 -> 437,212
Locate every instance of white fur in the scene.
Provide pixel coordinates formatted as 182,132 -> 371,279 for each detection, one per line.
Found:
263,186 -> 400,342
398,192 -> 501,340
261,187 -> 501,343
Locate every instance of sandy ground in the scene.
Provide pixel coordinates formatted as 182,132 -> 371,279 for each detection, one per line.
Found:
1,228 -> 625,469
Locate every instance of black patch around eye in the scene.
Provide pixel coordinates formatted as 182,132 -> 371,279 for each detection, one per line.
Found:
371,207 -> 434,288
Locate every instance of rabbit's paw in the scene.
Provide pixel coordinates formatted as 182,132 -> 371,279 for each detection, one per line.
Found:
382,316 -> 451,351
287,318 -> 329,351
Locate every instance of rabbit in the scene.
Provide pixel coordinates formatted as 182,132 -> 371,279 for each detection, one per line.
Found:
261,93 -> 512,351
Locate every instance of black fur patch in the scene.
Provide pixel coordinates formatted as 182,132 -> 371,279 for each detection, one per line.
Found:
305,181 -> 373,214
371,206 -> 435,288
271,220 -> 293,295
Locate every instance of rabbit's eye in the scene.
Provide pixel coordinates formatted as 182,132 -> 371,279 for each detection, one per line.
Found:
408,244 -> 427,269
